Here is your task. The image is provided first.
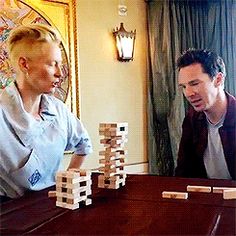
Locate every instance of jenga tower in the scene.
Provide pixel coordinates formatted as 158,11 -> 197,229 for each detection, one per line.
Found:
55,169 -> 92,210
98,122 -> 128,189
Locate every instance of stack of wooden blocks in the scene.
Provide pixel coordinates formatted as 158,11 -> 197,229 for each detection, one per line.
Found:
98,122 -> 128,189
55,169 -> 92,210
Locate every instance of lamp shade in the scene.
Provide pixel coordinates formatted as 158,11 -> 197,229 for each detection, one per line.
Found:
113,23 -> 136,62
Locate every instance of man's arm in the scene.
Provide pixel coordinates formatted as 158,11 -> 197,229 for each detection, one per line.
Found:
67,154 -> 86,170
175,116 -> 193,177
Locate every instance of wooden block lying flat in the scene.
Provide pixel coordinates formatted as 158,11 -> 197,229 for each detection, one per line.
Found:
187,185 -> 211,193
56,185 -> 92,196
56,176 -> 90,185
56,201 -> 80,210
99,122 -> 128,130
98,174 -> 126,182
212,187 -> 236,193
56,179 -> 92,189
99,159 -> 122,165
162,191 -> 188,199
56,199 -> 92,210
57,195 -> 88,204
68,169 -> 91,176
223,189 -> 236,199
48,191 -> 56,198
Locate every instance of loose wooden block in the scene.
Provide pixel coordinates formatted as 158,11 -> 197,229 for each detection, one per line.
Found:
48,191 -> 56,198
223,189 -> 236,199
212,187 -> 236,193
187,185 -> 211,193
162,191 -> 188,199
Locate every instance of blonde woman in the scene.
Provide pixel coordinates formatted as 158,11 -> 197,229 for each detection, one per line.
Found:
0,24 -> 92,201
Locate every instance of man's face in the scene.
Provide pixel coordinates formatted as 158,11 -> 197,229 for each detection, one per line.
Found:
178,63 -> 222,112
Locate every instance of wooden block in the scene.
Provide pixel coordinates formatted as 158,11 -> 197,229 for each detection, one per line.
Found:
104,156 -> 119,161
68,169 -> 91,176
57,194 -> 88,204
99,159 -> 121,166
56,186 -> 80,194
99,166 -> 123,174
117,150 -> 128,155
223,189 -> 236,199
48,191 -> 56,198
98,173 -> 126,182
56,178 -> 91,189
187,185 -> 211,193
56,196 -> 92,210
162,191 -> 188,199
99,122 -> 128,129
98,181 -> 120,189
85,198 -> 92,205
56,176 -> 88,185
56,185 -> 92,196
212,187 -> 236,193
99,150 -> 121,157
104,147 -> 121,152
56,201 -> 80,210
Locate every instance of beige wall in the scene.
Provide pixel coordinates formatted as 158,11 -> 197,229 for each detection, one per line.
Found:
71,0 -> 148,170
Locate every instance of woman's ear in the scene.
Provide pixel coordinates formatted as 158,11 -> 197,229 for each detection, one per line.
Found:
18,57 -> 29,73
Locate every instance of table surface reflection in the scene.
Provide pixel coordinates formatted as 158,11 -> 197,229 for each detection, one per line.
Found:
1,174 -> 236,235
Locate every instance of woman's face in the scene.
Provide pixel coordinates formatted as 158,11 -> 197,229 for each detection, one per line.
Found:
24,42 -> 63,95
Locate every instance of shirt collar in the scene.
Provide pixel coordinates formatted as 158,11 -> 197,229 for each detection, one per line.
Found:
0,82 -> 56,146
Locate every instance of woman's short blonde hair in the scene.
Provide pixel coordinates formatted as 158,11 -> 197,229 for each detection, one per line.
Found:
7,24 -> 62,68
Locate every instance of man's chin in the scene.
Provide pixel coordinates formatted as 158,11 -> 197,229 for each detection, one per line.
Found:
192,105 -> 205,112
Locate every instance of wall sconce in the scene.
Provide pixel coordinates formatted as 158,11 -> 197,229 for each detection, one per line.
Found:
113,23 -> 136,62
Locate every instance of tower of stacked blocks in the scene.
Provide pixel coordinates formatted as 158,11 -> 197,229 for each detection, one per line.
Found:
55,169 -> 92,210
98,122 -> 128,189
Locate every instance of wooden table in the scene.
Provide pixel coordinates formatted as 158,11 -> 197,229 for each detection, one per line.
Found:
1,174 -> 236,235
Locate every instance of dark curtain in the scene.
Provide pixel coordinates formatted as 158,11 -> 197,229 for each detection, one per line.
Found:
147,0 -> 236,175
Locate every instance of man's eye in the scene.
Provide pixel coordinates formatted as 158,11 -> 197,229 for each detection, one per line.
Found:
190,82 -> 199,86
178,85 -> 185,90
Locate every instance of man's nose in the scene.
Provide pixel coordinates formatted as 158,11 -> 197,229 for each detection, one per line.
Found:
184,86 -> 195,97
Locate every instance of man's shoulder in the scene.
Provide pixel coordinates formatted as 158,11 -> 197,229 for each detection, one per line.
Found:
225,92 -> 236,126
226,91 -> 236,106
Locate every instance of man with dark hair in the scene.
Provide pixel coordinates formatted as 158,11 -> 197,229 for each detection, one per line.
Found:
175,49 -> 236,180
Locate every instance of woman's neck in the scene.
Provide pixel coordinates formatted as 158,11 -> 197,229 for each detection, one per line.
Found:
15,81 -> 42,119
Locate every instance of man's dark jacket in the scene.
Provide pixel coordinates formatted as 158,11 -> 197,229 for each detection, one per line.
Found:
175,92 -> 236,180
